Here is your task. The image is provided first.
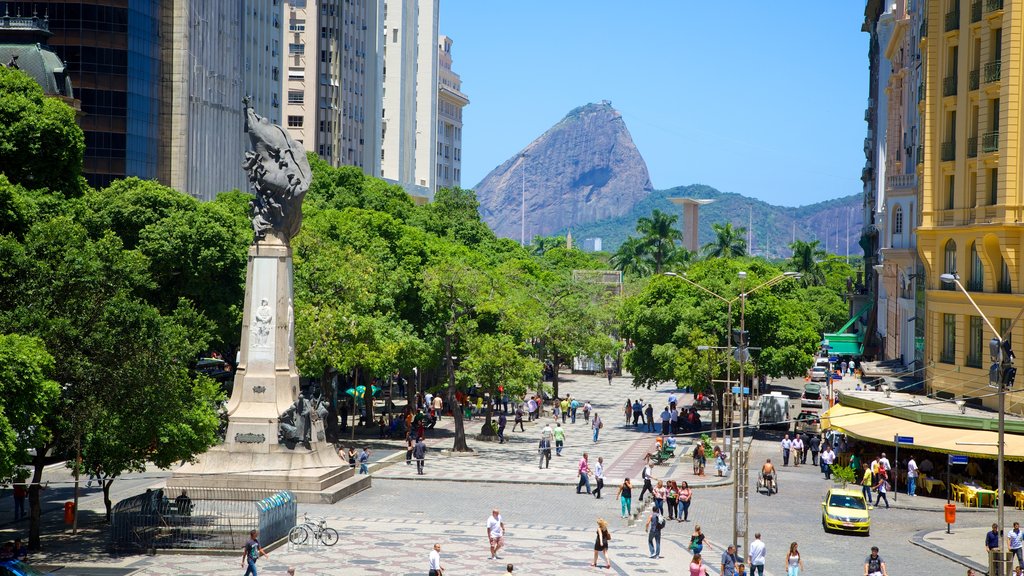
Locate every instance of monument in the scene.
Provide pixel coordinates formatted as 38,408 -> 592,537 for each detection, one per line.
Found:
168,100 -> 353,503
669,197 -> 714,253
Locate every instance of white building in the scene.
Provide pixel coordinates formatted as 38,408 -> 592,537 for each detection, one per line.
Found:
436,35 -> 468,190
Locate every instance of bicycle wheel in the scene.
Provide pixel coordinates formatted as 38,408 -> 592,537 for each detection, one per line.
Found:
320,527 -> 339,546
288,525 -> 309,545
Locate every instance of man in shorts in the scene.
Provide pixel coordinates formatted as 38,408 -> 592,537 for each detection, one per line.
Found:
486,509 -> 505,560
864,546 -> 888,576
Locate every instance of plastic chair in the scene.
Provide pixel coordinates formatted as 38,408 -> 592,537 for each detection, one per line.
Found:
962,487 -> 979,508
951,484 -> 965,504
1012,491 -> 1024,510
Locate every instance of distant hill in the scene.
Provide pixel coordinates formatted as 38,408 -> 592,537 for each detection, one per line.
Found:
475,101 -> 654,239
561,185 -> 863,260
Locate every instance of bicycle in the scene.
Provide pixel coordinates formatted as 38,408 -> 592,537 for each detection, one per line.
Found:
288,513 -> 339,546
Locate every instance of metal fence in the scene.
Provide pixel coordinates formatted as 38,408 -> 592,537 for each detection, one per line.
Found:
110,487 -> 296,553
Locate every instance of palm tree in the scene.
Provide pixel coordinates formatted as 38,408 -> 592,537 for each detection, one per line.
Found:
635,209 -> 683,273
788,239 -> 827,286
611,236 -> 654,277
702,222 -> 747,258
530,235 -> 565,256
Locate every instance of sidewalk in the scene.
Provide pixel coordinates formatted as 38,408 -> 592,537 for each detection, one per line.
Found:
912,526 -> 994,574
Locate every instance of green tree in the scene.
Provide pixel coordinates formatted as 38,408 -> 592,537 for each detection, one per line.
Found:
529,234 -> 566,256
610,236 -> 654,277
787,239 -> 828,286
461,333 -> 541,436
0,334 -> 60,480
702,222 -> 747,258
0,67 -> 84,196
635,209 -> 682,273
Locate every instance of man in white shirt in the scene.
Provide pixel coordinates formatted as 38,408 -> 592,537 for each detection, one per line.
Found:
1009,521 -> 1024,572
486,509 -> 505,560
428,542 -> 443,576
820,445 -> 836,480
906,456 -> 919,496
593,457 -> 606,499
748,532 -> 766,576
780,435 -> 792,466
791,436 -> 804,467
541,423 -> 553,442
879,452 -> 891,474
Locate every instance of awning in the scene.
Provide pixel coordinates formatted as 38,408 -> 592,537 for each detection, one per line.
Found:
822,404 -> 1024,461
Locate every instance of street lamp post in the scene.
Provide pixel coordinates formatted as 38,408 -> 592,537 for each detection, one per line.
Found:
940,272 -> 1016,575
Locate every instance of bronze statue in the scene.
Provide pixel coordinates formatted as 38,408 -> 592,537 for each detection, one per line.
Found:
243,97 -> 311,242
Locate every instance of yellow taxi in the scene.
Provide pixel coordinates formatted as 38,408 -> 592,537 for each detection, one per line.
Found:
821,487 -> 871,535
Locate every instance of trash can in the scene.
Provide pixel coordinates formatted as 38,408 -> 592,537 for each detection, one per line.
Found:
989,548 -> 1012,576
944,503 -> 956,524
63,501 -> 75,524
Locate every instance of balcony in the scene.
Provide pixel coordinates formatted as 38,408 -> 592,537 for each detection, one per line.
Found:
943,75 -> 958,97
982,131 -> 999,153
941,141 -> 956,161
886,173 -> 917,190
986,0 -> 1003,11
969,69 -> 979,90
971,0 -> 982,22
984,61 -> 1001,83
968,136 -> 978,157
945,9 -> 960,31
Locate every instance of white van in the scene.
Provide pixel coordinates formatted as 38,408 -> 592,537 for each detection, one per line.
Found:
758,392 -> 791,430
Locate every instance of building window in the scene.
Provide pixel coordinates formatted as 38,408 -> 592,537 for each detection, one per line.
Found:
967,316 -> 984,368
946,175 -> 955,209
892,204 -> 903,239
941,313 -> 956,364
990,168 -> 998,205
968,242 -> 983,291
943,239 -> 957,290
288,69 -> 304,80
289,43 -> 304,55
1001,318 -> 1013,345
289,19 -> 305,32
288,91 -> 304,104
999,258 -> 1012,293
287,115 -> 304,128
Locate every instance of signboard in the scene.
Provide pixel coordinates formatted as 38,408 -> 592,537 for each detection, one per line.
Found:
896,436 -> 914,445
949,455 -> 968,465
829,356 -> 839,362
731,387 -> 751,395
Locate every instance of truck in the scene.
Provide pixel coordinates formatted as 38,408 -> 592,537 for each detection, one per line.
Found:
758,392 -> 791,430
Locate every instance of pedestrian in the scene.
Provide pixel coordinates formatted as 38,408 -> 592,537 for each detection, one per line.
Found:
645,403 -> 655,432
538,436 -> 551,469
668,392 -> 678,412
413,436 -> 427,475
405,436 -> 414,466
780,435 -> 792,466
617,478 -> 633,518
906,454 -> 919,496
694,443 -> 706,476
864,545 -> 887,576
809,435 -> 820,466
570,397 -> 580,423
721,544 -> 739,576
607,366 -> 614,385
553,422 -> 566,456
583,401 -> 592,423
358,447 -> 371,474
624,399 -> 632,424
639,462 -> 654,501
431,394 -> 443,417
689,553 -> 707,576
677,480 -> 693,522
660,406 -> 671,435
688,524 -> 706,555
670,406 -> 679,434
428,542 -> 444,576
861,463 -> 874,503
632,399 -> 643,426
576,453 -> 592,494
592,412 -> 603,442
541,422 -> 553,444
560,397 -> 570,423
347,446 -> 357,468
747,532 -> 767,576
594,457 -> 605,499
666,480 -> 678,520
785,541 -> 803,576
987,523 -> 1001,553
821,444 -> 835,479
1009,522 -> 1024,572
653,480 -> 667,514
552,401 -> 562,423
791,435 -> 803,467
486,508 -> 505,560
592,518 -> 612,568
497,412 -> 507,444
645,508 -> 665,559
714,446 -> 728,477
513,405 -> 525,432
241,529 -> 268,576
12,483 -> 26,521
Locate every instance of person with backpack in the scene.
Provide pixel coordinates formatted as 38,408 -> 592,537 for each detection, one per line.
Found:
645,509 -> 666,559
592,412 -> 603,442
638,463 -> 655,501
241,529 -> 267,576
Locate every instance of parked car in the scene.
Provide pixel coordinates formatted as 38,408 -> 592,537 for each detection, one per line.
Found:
793,410 -> 821,435
801,383 -> 824,408
821,487 -> 871,536
0,559 -> 53,576
809,366 -> 828,382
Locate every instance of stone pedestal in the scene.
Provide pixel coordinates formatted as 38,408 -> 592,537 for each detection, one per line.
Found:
169,236 -> 349,502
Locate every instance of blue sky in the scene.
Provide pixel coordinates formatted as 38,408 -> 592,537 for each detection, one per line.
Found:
439,2 -> 869,207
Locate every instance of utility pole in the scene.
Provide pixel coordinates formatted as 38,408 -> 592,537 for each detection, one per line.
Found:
846,207 -> 851,263
748,206 -> 752,256
520,153 -> 527,246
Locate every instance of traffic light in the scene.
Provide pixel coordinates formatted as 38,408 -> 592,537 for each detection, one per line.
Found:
990,338 -> 1003,362
732,329 -> 750,347
1005,366 -> 1017,388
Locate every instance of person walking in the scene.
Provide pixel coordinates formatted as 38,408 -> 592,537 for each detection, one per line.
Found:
780,435 -> 792,467
576,453 -> 592,494
617,478 -> 633,518
809,434 -> 820,466
607,366 -> 614,385
405,436 -> 414,466
624,399 -> 632,424
864,545 -> 887,576
560,397 -> 570,423
486,509 -> 505,560
513,405 -> 525,432
645,403 -> 655,432
12,483 -> 26,521
906,455 -> 919,496
652,480 -> 667,514
538,436 -> 552,469
497,412 -> 507,444
694,443 -> 706,477
592,412 -> 603,443
861,463 -> 874,504
632,399 -> 643,427
677,481 -> 693,522
358,447 -> 371,474
660,406 -> 671,435
791,435 -> 803,467
645,509 -> 665,559
592,518 -> 612,568
570,397 -> 580,424
1009,522 -> 1024,573
593,457 -> 605,499
427,542 -> 444,576
689,553 -> 708,576
748,533 -> 767,576
413,436 -> 427,475
583,401 -> 592,423
986,523 -> 1001,553
639,462 -> 655,501
241,530 -> 268,576
785,542 -> 803,576
553,422 -> 566,456
714,446 -> 728,477
721,544 -> 739,576
820,444 -> 835,479
688,524 -> 706,555
666,480 -> 679,520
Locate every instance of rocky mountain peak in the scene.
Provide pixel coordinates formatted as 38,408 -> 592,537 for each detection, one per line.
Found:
475,101 -> 654,239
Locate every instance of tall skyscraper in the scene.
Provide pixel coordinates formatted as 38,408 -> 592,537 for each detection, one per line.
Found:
436,34 -> 468,190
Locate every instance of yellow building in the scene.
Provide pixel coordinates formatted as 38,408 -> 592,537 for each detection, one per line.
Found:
917,0 -> 1024,412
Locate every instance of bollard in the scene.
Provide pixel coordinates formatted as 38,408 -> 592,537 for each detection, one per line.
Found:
64,501 -> 75,524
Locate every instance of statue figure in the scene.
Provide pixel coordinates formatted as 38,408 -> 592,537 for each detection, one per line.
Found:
278,391 -> 313,448
242,97 -> 311,242
252,298 -> 273,347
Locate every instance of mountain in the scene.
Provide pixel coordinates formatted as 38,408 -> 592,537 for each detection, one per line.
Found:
475,101 -> 654,239
562,185 -> 864,260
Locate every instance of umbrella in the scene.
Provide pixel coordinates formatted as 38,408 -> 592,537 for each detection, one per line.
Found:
344,386 -> 382,397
